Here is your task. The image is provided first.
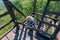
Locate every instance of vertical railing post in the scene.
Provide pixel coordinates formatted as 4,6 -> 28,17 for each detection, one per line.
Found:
3,0 -> 19,29
36,0 -> 50,38
32,0 -> 37,14
37,0 -> 50,29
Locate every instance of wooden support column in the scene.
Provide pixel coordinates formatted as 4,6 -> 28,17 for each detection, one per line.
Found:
3,0 -> 19,29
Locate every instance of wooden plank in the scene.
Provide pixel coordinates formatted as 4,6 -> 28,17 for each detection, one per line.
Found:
0,26 -> 15,39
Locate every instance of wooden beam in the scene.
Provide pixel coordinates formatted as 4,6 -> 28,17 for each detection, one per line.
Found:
0,11 -> 9,18
0,26 -> 15,39
0,20 -> 13,30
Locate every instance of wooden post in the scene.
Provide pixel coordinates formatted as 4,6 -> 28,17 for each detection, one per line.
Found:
3,0 -> 19,29
38,0 -> 50,29
50,23 -> 60,40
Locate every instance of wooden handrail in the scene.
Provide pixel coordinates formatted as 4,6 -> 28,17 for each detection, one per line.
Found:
47,11 -> 60,16
18,22 -> 53,38
0,11 -> 9,18
0,0 -> 33,39
6,1 -> 26,18
0,20 -> 13,30
35,13 -> 58,21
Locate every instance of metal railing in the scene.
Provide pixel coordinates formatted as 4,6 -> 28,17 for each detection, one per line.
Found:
0,0 -> 60,40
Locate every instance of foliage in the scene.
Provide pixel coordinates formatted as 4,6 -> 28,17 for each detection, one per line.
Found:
0,0 -> 60,36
